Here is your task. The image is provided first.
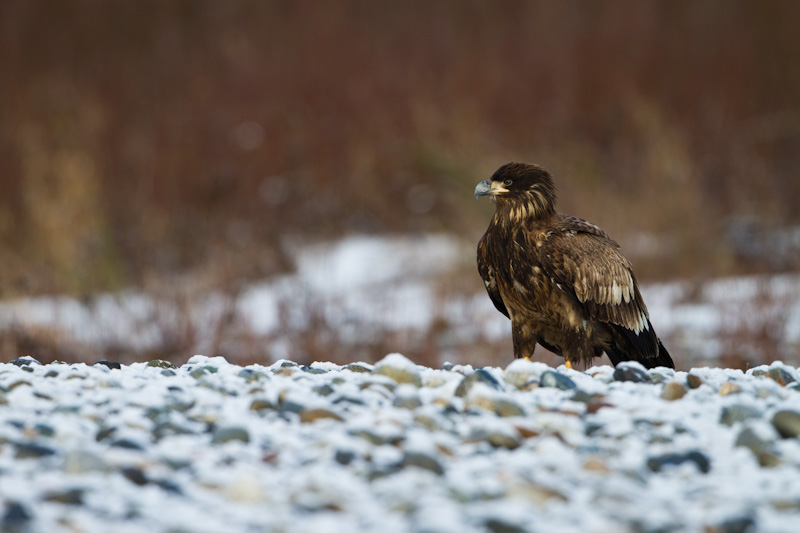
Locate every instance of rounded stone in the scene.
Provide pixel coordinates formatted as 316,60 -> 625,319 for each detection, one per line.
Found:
467,396 -> 525,417
646,450 -> 711,474
211,426 -> 250,444
300,408 -> 345,424
250,398 -> 277,412
393,395 -> 423,410
377,367 -> 422,386
312,384 -> 336,397
540,371 -> 576,390
613,364 -> 652,383
767,367 -> 796,387
15,442 -> 57,459
686,374 -> 704,389
238,369 -> 267,383
720,404 -> 762,426
43,488 -> 84,505
146,359 -> 177,369
719,382 -> 742,396
402,451 -> 444,475
455,369 -> 503,397
63,449 -> 108,474
301,366 -> 328,374
735,425 -> 780,466
660,381 -> 687,401
771,410 -> 800,439
344,363 -> 372,373
486,431 -> 521,449
9,357 -> 41,367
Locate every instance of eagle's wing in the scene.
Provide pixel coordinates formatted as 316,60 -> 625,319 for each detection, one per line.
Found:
536,216 -> 660,359
477,237 -> 510,318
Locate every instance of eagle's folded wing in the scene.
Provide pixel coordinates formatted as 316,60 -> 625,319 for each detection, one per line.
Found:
478,240 -> 510,319
536,228 -> 660,358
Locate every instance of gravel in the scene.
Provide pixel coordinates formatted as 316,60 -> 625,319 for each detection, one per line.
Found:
1,355 -> 800,532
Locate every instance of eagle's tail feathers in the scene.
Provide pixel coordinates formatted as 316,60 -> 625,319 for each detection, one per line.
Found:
607,321 -> 675,369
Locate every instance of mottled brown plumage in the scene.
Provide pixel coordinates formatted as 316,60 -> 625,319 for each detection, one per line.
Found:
475,162 -> 673,369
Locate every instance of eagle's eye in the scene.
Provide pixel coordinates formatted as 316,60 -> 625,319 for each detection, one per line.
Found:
503,179 -> 513,187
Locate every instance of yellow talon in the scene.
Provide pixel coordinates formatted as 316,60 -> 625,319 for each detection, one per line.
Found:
564,360 -> 573,370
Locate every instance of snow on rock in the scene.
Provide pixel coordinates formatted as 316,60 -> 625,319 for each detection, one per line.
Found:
2,356 -> 800,532
1,234 -> 799,366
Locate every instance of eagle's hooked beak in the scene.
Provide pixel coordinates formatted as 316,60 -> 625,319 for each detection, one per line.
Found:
474,179 -> 508,199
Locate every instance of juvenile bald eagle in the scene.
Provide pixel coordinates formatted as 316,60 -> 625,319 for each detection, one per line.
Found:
475,162 -> 673,369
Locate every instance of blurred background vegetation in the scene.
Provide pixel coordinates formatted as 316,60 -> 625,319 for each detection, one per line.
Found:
1,0 -> 799,366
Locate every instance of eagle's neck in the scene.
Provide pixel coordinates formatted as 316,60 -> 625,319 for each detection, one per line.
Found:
493,190 -> 556,227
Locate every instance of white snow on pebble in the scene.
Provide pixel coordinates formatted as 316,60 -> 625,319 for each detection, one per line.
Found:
2,355 -> 800,532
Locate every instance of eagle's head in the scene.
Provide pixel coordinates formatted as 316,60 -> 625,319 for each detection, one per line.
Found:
474,162 -> 557,220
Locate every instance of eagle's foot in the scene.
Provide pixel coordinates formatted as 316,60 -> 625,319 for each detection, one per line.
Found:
564,360 -> 573,370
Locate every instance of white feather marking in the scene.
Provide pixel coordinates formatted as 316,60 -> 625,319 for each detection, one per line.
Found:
612,281 -> 621,304
513,279 -> 528,294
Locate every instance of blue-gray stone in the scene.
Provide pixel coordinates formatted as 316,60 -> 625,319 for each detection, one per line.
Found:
455,369 -> 503,398
647,451 -> 711,473
772,410 -> 800,439
540,370 -> 576,390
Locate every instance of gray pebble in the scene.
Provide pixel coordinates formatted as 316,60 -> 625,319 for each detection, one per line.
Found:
613,364 -> 652,383
112,438 -> 146,451
335,450 -> 356,465
121,466 -> 149,486
153,421 -> 196,441
43,488 -> 84,505
393,395 -> 423,410
351,428 -> 404,446
767,368 -> 795,387
402,451 -> 444,475
467,396 -> 525,417
189,367 -> 210,379
301,365 -> 328,374
238,369 -> 267,383
211,426 -> 250,444
735,426 -> 781,467
482,431 -> 521,450
373,366 -> 422,387
2,501 -> 31,531
720,404 -> 762,426
63,449 -> 108,474
147,359 -> 177,369
646,451 -> 711,473
344,363 -> 372,373
485,518 -> 527,533
455,369 -> 503,398
9,357 -> 41,367
712,515 -> 757,533
313,384 -> 336,397
540,370 -> 576,390
15,442 -> 57,459
771,410 -> 800,439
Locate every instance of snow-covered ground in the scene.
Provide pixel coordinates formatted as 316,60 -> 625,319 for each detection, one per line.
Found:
0,234 -> 798,367
2,354 -> 800,532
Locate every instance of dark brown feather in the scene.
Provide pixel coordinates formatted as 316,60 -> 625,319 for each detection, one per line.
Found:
476,162 -> 674,369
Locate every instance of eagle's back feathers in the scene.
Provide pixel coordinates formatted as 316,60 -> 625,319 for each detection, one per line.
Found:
476,163 -> 674,369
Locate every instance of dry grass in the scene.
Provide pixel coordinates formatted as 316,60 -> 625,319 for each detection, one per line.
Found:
1,1 -> 799,365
